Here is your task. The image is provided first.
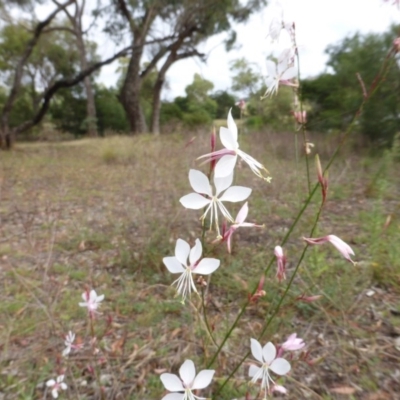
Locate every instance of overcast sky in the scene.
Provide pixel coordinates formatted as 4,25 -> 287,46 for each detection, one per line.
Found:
37,0 -> 400,99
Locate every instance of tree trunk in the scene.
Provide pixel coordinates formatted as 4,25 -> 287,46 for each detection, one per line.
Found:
76,34 -> 98,137
120,47 -> 145,134
73,4 -> 98,137
150,77 -> 164,135
150,47 -> 200,134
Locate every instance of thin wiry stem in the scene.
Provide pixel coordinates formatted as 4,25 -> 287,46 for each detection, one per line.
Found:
210,46 -> 396,395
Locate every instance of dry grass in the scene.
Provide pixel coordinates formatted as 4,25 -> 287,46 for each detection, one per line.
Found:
0,131 -> 399,399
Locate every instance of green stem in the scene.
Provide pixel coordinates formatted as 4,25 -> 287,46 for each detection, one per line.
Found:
207,47 -> 396,388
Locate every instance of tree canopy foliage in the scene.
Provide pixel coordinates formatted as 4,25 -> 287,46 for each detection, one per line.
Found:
302,25 -> 400,145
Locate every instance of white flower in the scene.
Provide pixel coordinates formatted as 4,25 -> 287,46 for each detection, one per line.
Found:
79,289 -> 104,318
46,375 -> 67,398
198,110 -> 270,180
268,7 -> 295,43
163,239 -> 220,302
62,331 -> 83,356
249,339 -> 291,395
62,331 -> 75,357
160,359 -> 215,400
179,169 -> 252,237
264,49 -> 297,97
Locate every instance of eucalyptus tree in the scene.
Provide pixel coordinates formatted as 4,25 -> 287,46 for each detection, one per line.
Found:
51,0 -> 100,137
0,0 -> 171,148
110,0 -> 268,134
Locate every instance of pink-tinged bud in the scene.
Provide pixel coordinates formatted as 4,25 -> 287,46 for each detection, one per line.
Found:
235,99 -> 246,111
274,245 -> 286,282
296,293 -> 323,303
184,136 -> 196,148
292,110 -> 307,124
303,235 -> 356,265
315,154 -> 328,204
249,275 -> 266,303
271,384 -> 287,394
221,220 -> 227,238
210,127 -> 217,171
211,126 -> 216,152
282,333 -> 305,351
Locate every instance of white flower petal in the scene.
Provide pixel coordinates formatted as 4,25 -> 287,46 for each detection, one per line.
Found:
192,369 -> 215,390
179,360 -> 196,386
162,394 -> 184,400
227,109 -> 238,143
180,193 -> 210,209
89,290 -> 97,302
235,202 -> 249,224
262,342 -> 277,364
214,172 -> 234,195
266,60 -> 277,76
189,239 -> 202,265
163,257 -> 185,273
281,66 -> 296,80
270,358 -> 291,376
60,383 -> 67,390
219,186 -> 252,202
193,258 -> 220,275
214,155 -> 237,178
95,294 -> 105,303
250,338 -> 263,363
189,169 -> 212,196
249,364 -> 261,378
175,239 -> 190,266
328,235 -> 355,256
220,126 -> 237,151
51,389 -> 59,398
160,373 -> 185,392
46,379 -> 56,387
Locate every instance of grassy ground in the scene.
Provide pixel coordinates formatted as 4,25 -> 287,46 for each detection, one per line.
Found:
0,131 -> 399,400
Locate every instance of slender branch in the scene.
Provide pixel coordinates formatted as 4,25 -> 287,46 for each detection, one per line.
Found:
1,0 -> 74,127
12,35 -> 175,135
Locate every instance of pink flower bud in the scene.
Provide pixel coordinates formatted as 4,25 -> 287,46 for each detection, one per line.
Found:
292,110 -> 307,124
274,245 -> 286,282
249,275 -> 266,303
282,333 -> 305,351
296,294 -> 323,303
210,127 -> 217,171
315,154 -> 328,204
235,99 -> 246,111
303,235 -> 356,265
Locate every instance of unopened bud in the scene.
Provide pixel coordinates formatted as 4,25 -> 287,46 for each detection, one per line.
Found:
296,294 -> 323,303
196,276 -> 207,287
292,110 -> 307,125
315,154 -> 328,204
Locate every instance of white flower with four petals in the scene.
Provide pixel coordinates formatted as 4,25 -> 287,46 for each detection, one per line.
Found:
198,110 -> 270,180
249,339 -> 291,395
180,169 -> 251,237
46,375 -> 67,398
163,238 -> 220,302
264,49 -> 297,98
78,289 -> 104,319
160,359 -> 215,400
